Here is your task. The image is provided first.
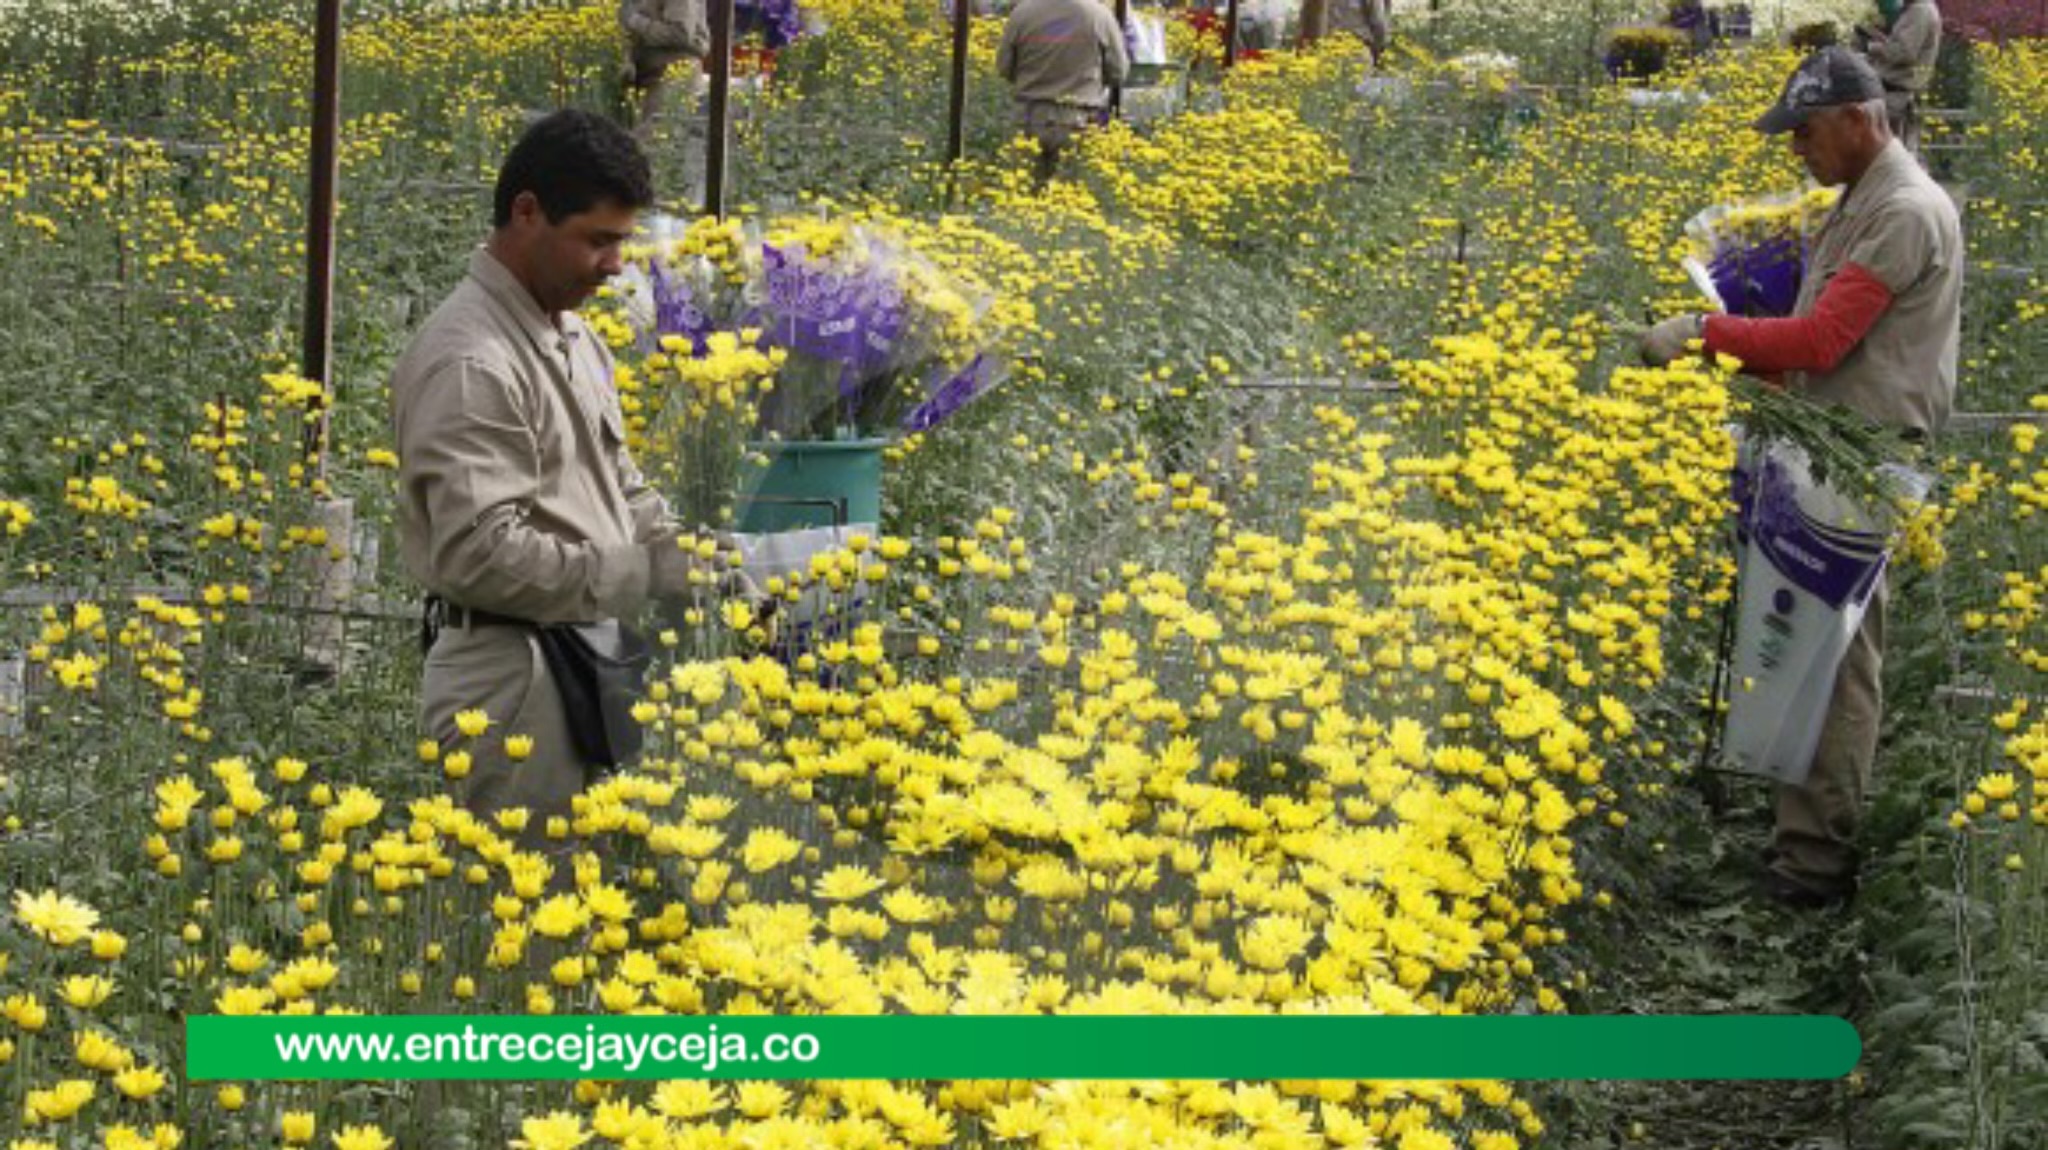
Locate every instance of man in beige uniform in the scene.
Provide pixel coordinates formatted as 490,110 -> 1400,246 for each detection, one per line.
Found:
996,0 -> 1129,185
391,110 -> 708,854
1328,0 -> 1391,66
1644,48 -> 1962,906
1859,0 -> 1942,154
619,0 -> 709,138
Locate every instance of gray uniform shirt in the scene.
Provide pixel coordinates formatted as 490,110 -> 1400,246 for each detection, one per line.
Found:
390,248 -> 670,624
620,0 -> 710,55
1330,0 -> 1390,55
996,0 -> 1130,109
1867,0 -> 1940,95
1792,140 -> 1963,435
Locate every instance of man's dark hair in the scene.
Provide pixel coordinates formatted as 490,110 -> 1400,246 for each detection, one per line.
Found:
492,109 -> 654,228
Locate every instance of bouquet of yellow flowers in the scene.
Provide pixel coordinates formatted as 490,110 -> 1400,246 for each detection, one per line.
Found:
617,215 -> 756,355
616,214 -> 1003,443
1681,186 -> 1838,318
608,214 -> 1005,527
613,217 -> 781,526
749,217 -> 997,441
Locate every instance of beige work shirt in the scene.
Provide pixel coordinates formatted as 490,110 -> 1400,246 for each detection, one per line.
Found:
1791,139 -> 1963,435
620,0 -> 710,56
1866,0 -> 1941,95
391,248 -> 671,624
1330,0 -> 1390,54
996,0 -> 1130,110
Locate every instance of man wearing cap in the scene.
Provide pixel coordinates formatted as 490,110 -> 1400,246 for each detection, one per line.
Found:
1857,0 -> 1942,154
1641,47 -> 1963,907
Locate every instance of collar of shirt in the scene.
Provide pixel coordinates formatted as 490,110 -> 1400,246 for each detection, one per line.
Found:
467,246 -> 581,364
1830,140 -> 1914,225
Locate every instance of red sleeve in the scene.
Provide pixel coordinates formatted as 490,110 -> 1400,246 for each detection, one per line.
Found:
1701,263 -> 1895,375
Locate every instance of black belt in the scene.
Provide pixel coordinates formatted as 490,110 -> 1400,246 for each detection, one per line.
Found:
424,595 -> 527,631
446,604 -> 525,628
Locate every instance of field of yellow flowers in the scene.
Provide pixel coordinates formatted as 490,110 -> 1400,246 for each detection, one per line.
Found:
0,1 -> 2044,1148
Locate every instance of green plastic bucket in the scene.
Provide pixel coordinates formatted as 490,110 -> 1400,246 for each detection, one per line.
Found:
735,439 -> 885,534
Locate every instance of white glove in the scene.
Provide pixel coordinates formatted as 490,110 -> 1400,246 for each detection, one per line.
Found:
1640,313 -> 1706,367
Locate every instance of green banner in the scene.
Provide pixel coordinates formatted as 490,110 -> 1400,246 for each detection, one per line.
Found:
187,1015 -> 1859,1081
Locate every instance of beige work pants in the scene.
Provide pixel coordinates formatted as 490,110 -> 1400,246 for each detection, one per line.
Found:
421,621 -> 585,861
1885,91 -> 1923,156
1016,100 -> 1097,186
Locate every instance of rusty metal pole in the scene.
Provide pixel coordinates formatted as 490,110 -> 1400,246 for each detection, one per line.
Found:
300,0 -> 342,468
946,0 -> 971,164
704,0 -> 734,218
1223,0 -> 1240,68
1111,0 -> 1129,118
299,0 -> 356,681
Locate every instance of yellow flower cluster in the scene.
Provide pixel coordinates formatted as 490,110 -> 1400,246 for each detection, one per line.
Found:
0,497 -> 32,535
1079,106 -> 1351,247
3,3 -> 2045,1148
1688,185 -> 1839,259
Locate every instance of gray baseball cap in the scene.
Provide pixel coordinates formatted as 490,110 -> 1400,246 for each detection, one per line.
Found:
1754,46 -> 1886,134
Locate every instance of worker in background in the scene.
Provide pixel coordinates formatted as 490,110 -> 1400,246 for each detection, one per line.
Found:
996,0 -> 1130,185
620,0 -> 711,138
1300,0 -> 1390,66
1857,0 -> 1941,154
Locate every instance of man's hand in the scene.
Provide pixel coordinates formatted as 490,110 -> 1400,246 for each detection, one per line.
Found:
705,554 -> 780,645
649,532 -> 771,608
718,565 -> 769,608
647,533 -> 705,600
1640,313 -> 1706,367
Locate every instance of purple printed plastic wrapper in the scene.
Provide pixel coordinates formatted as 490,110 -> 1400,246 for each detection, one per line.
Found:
904,354 -> 1002,433
624,216 -> 1004,443
840,271 -> 907,397
650,261 -> 718,353
1749,455 -> 1888,609
1730,445 -> 1758,541
762,242 -> 866,364
738,0 -> 803,46
1681,189 -> 1836,318
1708,234 -> 1804,318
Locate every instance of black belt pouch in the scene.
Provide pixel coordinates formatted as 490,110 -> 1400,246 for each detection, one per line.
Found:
533,622 -> 653,777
